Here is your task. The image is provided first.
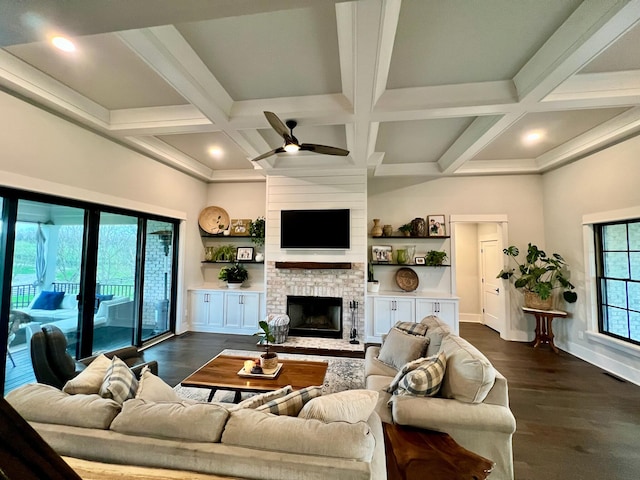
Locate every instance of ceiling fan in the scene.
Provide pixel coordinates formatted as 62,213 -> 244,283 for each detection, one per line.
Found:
251,111 -> 349,162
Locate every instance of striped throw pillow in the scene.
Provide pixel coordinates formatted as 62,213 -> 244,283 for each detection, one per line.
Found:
394,321 -> 428,336
99,356 -> 138,404
395,351 -> 446,397
255,385 -> 322,416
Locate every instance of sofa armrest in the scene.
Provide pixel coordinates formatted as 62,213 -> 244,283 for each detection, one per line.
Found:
390,395 -> 516,434
131,360 -> 158,377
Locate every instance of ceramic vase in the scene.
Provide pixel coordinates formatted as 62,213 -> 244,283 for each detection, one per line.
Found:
383,225 -> 393,237
371,219 -> 383,237
411,218 -> 426,237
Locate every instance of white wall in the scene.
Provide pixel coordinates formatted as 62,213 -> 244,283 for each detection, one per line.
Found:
542,134 -> 640,385
0,90 -> 208,333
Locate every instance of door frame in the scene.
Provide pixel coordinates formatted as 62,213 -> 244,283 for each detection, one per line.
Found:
450,214 -> 511,340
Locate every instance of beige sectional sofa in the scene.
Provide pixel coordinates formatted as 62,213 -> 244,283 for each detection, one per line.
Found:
7,380 -> 386,480
365,315 -> 516,480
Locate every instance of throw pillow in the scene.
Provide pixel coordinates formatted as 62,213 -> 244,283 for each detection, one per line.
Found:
31,290 -> 65,310
385,356 -> 432,393
394,321 -> 428,336
135,365 -> 181,402
99,356 -> 138,404
298,389 -> 379,423
377,328 -> 429,370
394,351 -> 446,397
94,294 -> 114,313
62,354 -> 112,395
234,385 -> 293,409
255,385 -> 323,416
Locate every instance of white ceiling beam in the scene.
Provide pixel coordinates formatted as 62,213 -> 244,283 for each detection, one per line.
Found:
514,0 -> 640,103
544,70 -> 640,103
437,113 -> 524,174
109,105 -> 214,135
373,162 -> 442,177
372,0 -> 402,106
208,169 -> 267,183
367,151 -> 385,169
454,159 -> 539,175
117,26 -> 263,160
124,135 -> 214,180
536,106 -> 640,170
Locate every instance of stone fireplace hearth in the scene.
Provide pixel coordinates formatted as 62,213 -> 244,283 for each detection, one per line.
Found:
265,261 -> 365,342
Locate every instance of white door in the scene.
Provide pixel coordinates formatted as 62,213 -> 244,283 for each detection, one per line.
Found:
481,239 -> 502,332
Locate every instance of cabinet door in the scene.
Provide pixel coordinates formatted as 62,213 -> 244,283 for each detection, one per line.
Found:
206,291 -> 224,327
415,298 -> 459,334
394,298 -> 415,323
415,298 -> 436,322
240,293 -> 261,330
372,297 -> 395,337
189,292 -> 209,327
224,292 -> 243,328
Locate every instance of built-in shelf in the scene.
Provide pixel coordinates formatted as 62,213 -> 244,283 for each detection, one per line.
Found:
201,261 -> 263,264
371,263 -> 450,267
369,236 -> 450,239
275,262 -> 352,270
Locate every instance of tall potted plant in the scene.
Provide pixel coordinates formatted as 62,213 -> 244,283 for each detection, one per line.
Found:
367,262 -> 380,292
218,263 -> 248,289
497,244 -> 577,310
254,320 -> 278,371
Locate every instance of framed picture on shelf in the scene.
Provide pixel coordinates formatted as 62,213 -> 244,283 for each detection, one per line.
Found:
427,215 -> 446,236
414,256 -> 425,265
372,245 -> 393,263
230,219 -> 251,236
236,246 -> 254,261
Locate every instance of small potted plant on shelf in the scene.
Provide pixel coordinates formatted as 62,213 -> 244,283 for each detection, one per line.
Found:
497,244 -> 577,310
367,262 -> 380,293
218,263 -> 248,289
213,244 -> 236,262
249,216 -> 265,247
425,250 -> 448,266
398,223 -> 412,237
254,320 -> 279,372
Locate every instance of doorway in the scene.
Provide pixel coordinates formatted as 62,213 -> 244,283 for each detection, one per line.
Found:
451,215 -> 508,339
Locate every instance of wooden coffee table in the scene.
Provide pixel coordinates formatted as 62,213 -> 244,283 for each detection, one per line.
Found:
180,354 -> 329,402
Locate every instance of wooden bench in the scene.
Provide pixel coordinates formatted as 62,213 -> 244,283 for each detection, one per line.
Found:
383,423 -> 494,480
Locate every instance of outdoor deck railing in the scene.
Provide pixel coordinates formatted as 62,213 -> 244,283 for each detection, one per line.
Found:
10,282 -> 135,309
10,284 -> 37,308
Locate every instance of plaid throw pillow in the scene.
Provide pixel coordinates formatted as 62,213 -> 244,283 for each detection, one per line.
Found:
234,385 -> 294,410
394,321 -> 428,336
395,351 -> 446,397
99,356 -> 138,404
255,385 -> 322,416
386,356 -> 432,393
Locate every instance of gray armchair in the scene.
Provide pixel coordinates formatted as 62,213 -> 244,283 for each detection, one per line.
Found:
30,325 -> 158,389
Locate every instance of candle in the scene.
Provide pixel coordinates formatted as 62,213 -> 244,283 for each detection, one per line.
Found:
244,360 -> 255,373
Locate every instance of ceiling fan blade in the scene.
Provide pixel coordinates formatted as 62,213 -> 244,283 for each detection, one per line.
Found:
251,147 -> 284,162
300,143 -> 350,156
264,111 -> 289,138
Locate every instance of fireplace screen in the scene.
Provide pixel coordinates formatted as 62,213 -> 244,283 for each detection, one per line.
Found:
286,296 -> 342,338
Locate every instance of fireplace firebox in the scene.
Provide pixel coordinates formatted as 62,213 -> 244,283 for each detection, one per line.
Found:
286,296 -> 342,338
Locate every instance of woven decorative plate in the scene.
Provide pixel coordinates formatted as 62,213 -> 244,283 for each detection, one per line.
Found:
395,267 -> 419,292
198,206 -> 230,235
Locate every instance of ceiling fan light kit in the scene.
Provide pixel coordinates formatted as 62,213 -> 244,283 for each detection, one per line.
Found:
252,111 -> 349,161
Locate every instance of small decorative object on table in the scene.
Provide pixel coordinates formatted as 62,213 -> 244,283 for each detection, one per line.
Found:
427,215 -> 446,236
254,320 -> 279,372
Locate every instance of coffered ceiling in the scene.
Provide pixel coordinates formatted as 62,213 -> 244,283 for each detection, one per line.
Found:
1,0 -> 640,182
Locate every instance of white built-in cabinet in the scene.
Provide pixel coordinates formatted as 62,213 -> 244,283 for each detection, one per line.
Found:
370,296 -> 416,337
189,288 -> 264,334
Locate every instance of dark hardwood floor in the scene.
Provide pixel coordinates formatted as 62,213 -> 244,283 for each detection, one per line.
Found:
144,324 -> 640,480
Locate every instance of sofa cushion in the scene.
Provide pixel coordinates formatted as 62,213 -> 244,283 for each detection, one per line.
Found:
6,383 -> 121,429
234,385 -> 293,409
32,291 -> 65,310
94,294 -> 114,313
298,390 -> 378,423
135,366 -> 181,402
255,385 -> 322,416
420,316 -> 452,356
395,351 -> 446,397
394,321 -> 428,336
62,354 -> 112,395
222,408 -> 374,461
439,334 -> 496,403
378,328 -> 429,370
110,398 -> 229,442
99,356 -> 138,404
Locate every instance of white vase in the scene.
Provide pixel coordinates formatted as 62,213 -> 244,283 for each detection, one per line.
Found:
255,253 -> 264,262
227,282 -> 242,289
367,281 -> 380,293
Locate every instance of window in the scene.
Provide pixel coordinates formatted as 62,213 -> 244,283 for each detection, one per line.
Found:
595,219 -> 640,345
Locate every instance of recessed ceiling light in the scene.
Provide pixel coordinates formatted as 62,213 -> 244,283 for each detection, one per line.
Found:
208,147 -> 223,158
51,36 -> 75,52
523,130 -> 544,144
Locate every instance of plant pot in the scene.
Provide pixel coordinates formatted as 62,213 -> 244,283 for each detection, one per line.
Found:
227,282 -> 243,289
260,352 -> 278,372
524,291 -> 553,310
367,281 -> 380,293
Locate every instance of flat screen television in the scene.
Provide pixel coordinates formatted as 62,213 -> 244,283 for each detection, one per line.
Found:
280,209 -> 350,249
